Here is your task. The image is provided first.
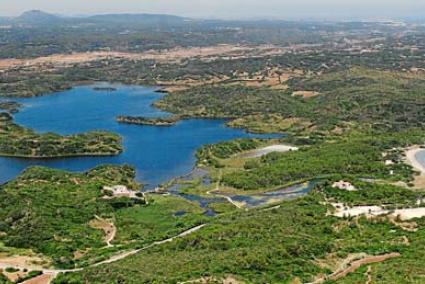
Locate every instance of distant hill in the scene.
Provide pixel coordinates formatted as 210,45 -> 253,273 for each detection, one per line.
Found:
16,10 -> 62,24
86,13 -> 189,27
10,10 -> 189,27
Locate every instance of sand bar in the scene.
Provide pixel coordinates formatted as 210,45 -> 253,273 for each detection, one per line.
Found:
244,144 -> 299,158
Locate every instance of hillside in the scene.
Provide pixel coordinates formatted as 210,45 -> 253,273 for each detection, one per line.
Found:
15,10 -> 62,24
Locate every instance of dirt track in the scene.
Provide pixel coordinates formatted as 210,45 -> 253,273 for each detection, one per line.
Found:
329,253 -> 400,280
310,252 -> 400,284
0,224 -> 206,283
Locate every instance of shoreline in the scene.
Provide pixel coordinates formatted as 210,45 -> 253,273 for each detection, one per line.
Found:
242,144 -> 299,158
405,146 -> 425,174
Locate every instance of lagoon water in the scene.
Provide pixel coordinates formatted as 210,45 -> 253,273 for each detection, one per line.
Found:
417,150 -> 425,169
0,84 -> 274,188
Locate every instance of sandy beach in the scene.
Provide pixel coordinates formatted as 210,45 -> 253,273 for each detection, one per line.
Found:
330,202 -> 425,221
405,146 -> 425,188
405,146 -> 425,174
244,144 -> 299,158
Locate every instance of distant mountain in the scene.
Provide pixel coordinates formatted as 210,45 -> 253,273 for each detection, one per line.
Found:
86,13 -> 189,26
16,10 -> 61,24
10,11 -> 190,28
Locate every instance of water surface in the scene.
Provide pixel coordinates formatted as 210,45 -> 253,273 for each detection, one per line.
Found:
0,84 -> 274,187
417,150 -> 425,169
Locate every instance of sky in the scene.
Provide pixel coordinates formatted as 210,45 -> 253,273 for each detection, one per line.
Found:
1,0 -> 424,20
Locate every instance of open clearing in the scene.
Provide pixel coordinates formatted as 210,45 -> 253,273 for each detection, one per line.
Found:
0,44 -> 302,71
311,253 -> 400,284
89,215 -> 117,247
21,273 -> 55,284
291,90 -> 320,98
0,255 -> 46,271
330,203 -> 425,221
242,144 -> 299,158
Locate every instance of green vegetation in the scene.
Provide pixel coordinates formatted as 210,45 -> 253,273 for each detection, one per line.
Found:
156,68 -> 425,134
116,115 -> 180,126
0,165 -> 211,269
113,195 -> 207,245
289,68 -> 425,131
0,113 -> 122,158
323,180 -> 422,207
197,139 -> 260,160
0,11 -> 337,59
14,270 -> 43,283
2,17 -> 425,283
221,131 -> 423,190
334,220 -> 425,283
54,193 -> 413,283
3,268 -> 18,274
0,165 -> 137,267
0,268 -> 43,284
0,273 -> 11,284
227,115 -> 312,134
196,139 -> 261,168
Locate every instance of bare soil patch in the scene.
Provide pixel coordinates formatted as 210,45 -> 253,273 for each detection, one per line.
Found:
0,255 -> 47,271
0,45 -> 292,71
312,253 -> 400,283
329,253 -> 400,281
2,269 -> 28,282
22,273 -> 55,284
291,91 -> 320,98
89,216 -> 116,247
242,144 -> 298,158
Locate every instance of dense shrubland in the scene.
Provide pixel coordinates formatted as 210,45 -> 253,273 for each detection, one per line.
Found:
0,113 -> 122,158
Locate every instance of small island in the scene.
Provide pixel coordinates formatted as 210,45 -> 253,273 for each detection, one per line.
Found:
93,87 -> 117,92
116,115 -> 179,126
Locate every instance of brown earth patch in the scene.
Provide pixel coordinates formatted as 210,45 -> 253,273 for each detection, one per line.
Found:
228,114 -> 312,134
22,273 -> 55,284
313,252 -> 400,283
0,255 -> 47,271
389,216 -> 418,232
0,44 -> 297,71
2,269 -> 28,282
291,90 -> 320,98
179,275 -> 243,284
89,215 -> 116,247
329,253 -> 400,281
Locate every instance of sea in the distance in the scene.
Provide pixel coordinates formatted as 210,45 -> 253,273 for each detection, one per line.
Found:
417,150 -> 425,170
0,84 -> 277,188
